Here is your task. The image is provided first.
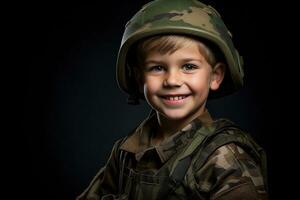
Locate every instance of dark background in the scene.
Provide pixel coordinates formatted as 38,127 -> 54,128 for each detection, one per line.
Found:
9,0 -> 286,199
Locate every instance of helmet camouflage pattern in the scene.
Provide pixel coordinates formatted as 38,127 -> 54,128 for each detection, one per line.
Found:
116,0 -> 244,103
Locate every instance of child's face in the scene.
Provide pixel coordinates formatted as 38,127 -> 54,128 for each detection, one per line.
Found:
141,42 -> 223,121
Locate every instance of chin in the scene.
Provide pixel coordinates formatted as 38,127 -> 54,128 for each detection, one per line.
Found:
160,109 -> 190,121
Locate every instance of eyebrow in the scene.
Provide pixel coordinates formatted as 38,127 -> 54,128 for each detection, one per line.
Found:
181,58 -> 203,63
144,60 -> 164,65
144,58 -> 203,65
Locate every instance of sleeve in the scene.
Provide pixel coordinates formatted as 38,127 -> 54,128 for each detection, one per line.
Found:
76,139 -> 123,200
194,143 -> 268,200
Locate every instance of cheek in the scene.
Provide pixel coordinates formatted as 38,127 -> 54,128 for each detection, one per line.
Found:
187,74 -> 211,92
143,76 -> 162,92
143,81 -> 156,98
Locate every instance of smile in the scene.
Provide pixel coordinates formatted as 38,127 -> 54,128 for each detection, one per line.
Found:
159,94 -> 190,105
162,95 -> 189,101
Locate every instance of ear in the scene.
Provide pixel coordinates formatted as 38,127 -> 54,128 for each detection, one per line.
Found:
210,62 -> 226,91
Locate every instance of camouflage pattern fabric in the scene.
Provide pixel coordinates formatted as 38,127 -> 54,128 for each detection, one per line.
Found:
76,110 -> 268,199
117,0 -> 244,100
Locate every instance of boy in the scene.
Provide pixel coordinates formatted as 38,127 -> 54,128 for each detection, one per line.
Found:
77,0 -> 268,199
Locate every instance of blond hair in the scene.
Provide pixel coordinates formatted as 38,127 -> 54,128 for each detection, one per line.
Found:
134,35 -> 217,68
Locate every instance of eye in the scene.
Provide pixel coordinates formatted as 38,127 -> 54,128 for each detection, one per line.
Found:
148,65 -> 165,72
182,63 -> 198,71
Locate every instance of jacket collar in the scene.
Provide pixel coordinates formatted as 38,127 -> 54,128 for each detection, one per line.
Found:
120,109 -> 213,156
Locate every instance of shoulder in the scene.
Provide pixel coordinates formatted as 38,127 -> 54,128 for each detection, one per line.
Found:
194,143 -> 267,199
192,118 -> 261,170
207,118 -> 264,166
190,119 -> 268,198
194,142 -> 262,179
205,143 -> 261,174
110,136 -> 128,156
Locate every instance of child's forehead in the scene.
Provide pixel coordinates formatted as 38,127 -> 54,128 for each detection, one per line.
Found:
145,43 -> 206,61
143,38 -> 206,57
144,35 -> 200,47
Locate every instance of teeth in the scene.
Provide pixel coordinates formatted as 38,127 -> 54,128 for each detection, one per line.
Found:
165,95 -> 186,100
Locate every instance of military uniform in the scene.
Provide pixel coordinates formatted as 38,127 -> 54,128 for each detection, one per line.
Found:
77,0 -> 268,199
77,110 -> 268,200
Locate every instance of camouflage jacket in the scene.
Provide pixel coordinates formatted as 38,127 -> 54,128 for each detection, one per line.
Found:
76,110 -> 268,200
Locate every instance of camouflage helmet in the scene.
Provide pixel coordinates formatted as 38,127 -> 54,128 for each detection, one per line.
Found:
116,0 -> 244,104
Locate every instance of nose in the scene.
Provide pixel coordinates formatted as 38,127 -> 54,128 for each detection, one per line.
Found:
163,70 -> 182,87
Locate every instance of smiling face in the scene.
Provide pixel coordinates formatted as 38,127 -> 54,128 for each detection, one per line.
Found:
138,36 -> 225,123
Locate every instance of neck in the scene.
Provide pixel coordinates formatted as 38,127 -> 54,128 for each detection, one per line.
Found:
155,107 -> 206,140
